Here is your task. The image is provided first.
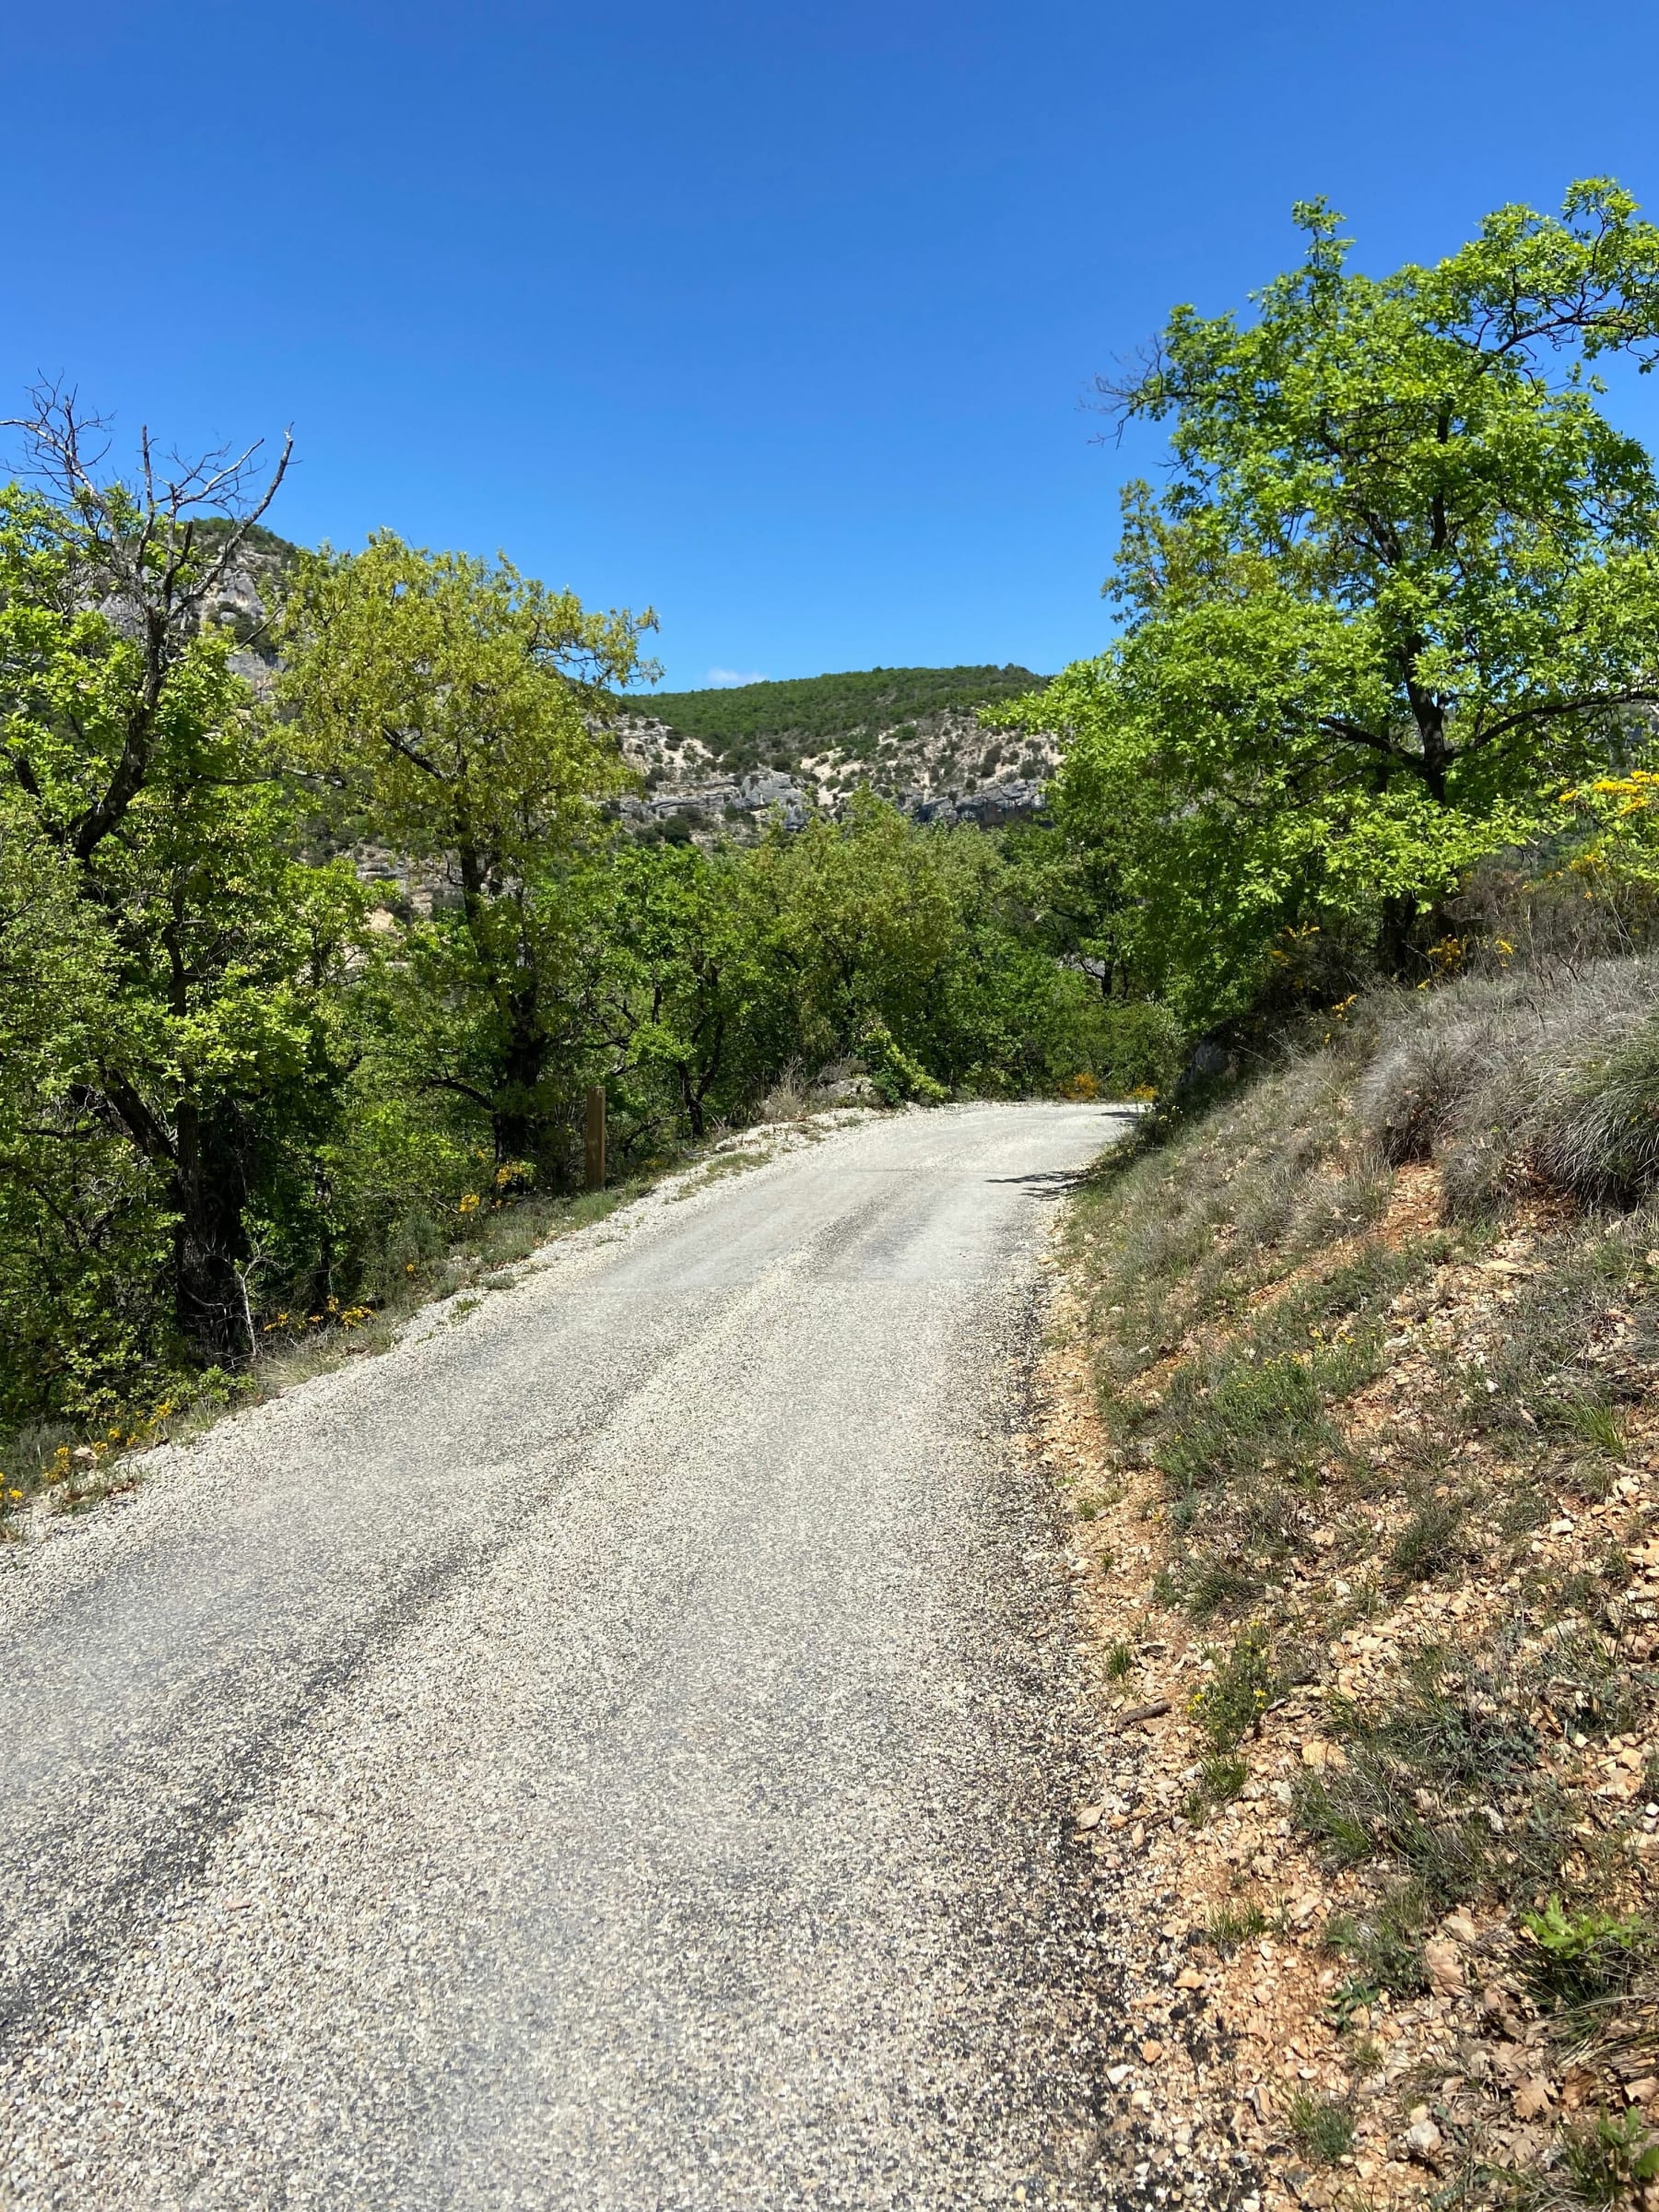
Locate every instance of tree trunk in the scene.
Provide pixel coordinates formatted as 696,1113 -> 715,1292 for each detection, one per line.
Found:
171,1098 -> 251,1361
1377,892 -> 1419,977
679,1065 -> 705,1139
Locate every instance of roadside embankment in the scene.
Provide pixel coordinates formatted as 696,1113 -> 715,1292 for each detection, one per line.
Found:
1046,960 -> 1659,2210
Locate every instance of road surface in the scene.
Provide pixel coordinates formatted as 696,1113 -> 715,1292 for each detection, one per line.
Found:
0,1102 -> 1132,2209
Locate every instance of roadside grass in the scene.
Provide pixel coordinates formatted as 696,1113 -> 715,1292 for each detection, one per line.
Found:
665,1144 -> 778,1200
1063,961 -> 1659,2187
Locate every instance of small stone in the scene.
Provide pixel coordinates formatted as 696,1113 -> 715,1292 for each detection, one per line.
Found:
1405,2117 -> 1442,2161
1424,1938 -> 1465,1994
1300,1738 -> 1347,1771
1107,2064 -> 1132,2087
1140,2039 -> 1165,2063
1076,1805 -> 1103,1830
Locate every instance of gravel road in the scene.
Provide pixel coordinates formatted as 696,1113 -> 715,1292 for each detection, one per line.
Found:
0,1102 -> 1134,2210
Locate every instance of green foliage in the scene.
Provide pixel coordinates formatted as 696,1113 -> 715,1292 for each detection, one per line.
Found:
0,448 -> 1111,1448
629,665 -> 1047,774
1193,1625 -> 1279,1749
1013,181 -> 1659,1025
1204,1899 -> 1270,1952
0,410 -> 365,1393
1286,2090 -> 1355,2165
278,535 -> 655,1173
1521,1896 -> 1651,2011
1562,2107 -> 1659,2203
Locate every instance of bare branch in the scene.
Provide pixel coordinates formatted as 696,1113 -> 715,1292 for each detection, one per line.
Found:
2,384 -> 297,861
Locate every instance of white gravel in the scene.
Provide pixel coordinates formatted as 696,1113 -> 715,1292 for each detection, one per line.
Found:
0,1103 -> 1139,2208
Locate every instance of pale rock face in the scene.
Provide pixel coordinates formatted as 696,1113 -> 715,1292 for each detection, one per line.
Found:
615,703 -> 1059,844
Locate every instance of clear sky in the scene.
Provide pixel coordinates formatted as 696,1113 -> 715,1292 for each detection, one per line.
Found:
7,1 -> 1659,689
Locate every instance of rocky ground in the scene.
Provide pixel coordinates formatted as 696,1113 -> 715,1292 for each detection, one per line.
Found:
1039,1120 -> 1659,2212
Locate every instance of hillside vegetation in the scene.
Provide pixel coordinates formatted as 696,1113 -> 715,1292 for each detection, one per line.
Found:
1052,950 -> 1659,2206
625,663 -> 1047,774
996,177 -> 1659,2207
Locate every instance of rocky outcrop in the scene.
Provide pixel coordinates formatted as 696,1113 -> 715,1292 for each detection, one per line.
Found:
903,777 -> 1050,830
612,691 -> 1061,844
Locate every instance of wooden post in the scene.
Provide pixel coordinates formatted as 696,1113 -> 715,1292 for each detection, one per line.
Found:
583,1084 -> 606,1192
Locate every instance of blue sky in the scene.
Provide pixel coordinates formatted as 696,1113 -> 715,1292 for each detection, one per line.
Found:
7,1 -> 1659,689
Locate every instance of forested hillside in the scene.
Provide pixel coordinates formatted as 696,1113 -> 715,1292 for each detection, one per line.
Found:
616,665 -> 1060,838
629,664 -> 1043,758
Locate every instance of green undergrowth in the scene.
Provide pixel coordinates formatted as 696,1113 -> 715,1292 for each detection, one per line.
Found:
1067,962 -> 1659,2198
0,1170 -> 657,1534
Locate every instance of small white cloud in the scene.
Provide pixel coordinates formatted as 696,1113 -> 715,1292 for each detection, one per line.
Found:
706,666 -> 769,688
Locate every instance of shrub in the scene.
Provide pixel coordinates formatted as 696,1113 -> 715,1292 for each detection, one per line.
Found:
1521,1897 -> 1652,2014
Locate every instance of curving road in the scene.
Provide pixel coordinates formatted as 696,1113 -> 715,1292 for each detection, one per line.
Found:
0,1102 -> 1130,2210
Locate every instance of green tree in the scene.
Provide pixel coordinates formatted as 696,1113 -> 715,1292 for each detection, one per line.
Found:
278,535 -> 656,1171
604,841 -> 784,1141
0,392 -> 357,1376
1028,181 -> 1659,1020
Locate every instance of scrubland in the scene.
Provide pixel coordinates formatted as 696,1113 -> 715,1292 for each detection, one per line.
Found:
1051,954 -> 1659,2208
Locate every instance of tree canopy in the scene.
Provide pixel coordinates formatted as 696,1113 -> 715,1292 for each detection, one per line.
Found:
1019,181 -> 1659,1018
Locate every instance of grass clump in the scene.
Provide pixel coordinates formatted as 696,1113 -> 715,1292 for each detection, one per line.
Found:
1323,1879 -> 1436,1997
1354,956 -> 1659,1212
1193,1625 -> 1279,1750
1390,1489 -> 1470,1584
1295,1647 -> 1551,1909
1205,1900 -> 1270,1953
1286,2089 -> 1356,2165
